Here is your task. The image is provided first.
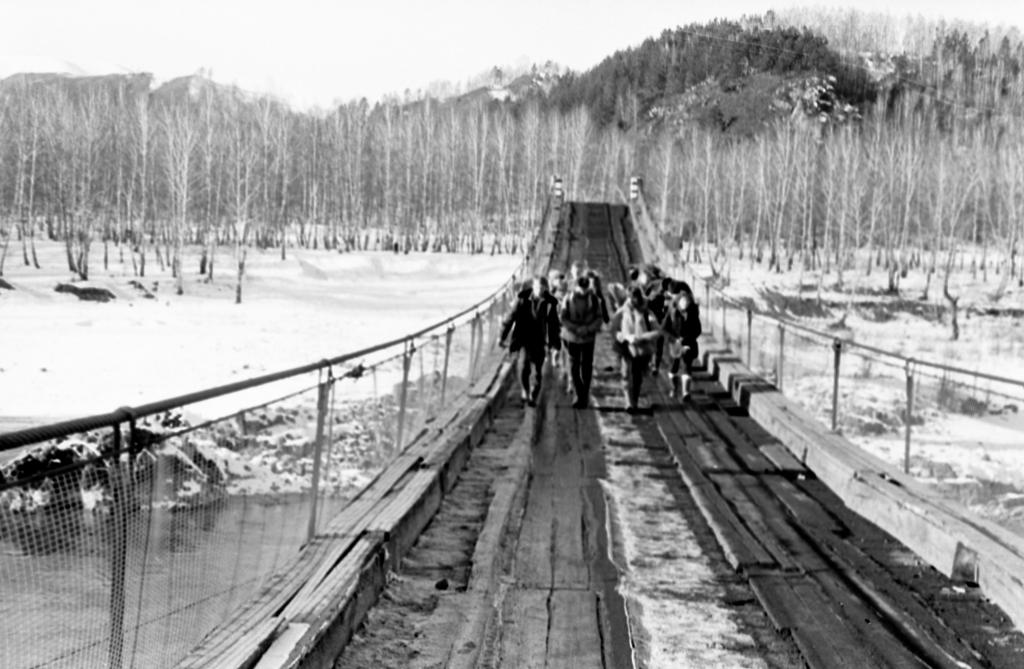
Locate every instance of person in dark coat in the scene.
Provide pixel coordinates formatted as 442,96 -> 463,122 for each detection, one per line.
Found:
660,280 -> 702,399
559,275 -> 603,409
500,276 -> 561,406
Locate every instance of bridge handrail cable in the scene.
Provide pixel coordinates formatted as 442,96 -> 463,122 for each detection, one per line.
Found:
0,199 -> 553,453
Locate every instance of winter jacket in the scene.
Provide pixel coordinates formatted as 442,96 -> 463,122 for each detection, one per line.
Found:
559,290 -> 603,344
612,303 -> 659,358
637,279 -> 672,322
661,302 -> 702,359
500,289 -> 561,353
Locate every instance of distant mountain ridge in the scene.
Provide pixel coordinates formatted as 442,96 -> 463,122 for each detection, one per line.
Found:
3,10 -> 1021,137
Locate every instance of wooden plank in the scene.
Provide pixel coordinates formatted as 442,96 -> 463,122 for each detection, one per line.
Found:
320,455 -> 421,537
251,623 -> 309,669
175,539 -> 337,667
787,577 -> 884,669
704,345 -> 1024,632
210,617 -> 285,669
281,538 -> 387,669
811,570 -> 942,669
799,518 -> 989,669
652,398 -> 776,572
365,469 -> 438,532
749,574 -> 873,669
686,478 -> 776,571
514,477 -> 555,589
657,398 -> 740,474
365,468 -> 442,571
552,485 -> 588,590
418,398 -> 486,465
279,535 -> 379,621
285,537 -> 378,622
709,473 -> 803,572
499,589 -> 550,668
735,475 -> 830,572
761,476 -> 844,535
701,408 -> 776,473
748,573 -> 799,631
759,442 -> 808,475
546,589 -> 603,668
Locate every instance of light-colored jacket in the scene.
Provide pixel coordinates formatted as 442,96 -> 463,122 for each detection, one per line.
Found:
612,303 -> 659,358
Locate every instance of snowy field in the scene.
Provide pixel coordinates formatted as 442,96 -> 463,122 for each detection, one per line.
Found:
684,250 -> 1024,536
0,243 -> 522,427
690,248 -> 1024,379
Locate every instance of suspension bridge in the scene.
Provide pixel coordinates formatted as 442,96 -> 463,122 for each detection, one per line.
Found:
3,187 -> 1024,668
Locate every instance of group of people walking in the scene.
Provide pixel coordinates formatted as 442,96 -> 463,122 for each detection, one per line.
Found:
499,261 -> 702,413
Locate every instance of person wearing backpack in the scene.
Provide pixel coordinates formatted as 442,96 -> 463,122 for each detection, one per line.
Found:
559,275 -> 603,409
611,287 -> 661,413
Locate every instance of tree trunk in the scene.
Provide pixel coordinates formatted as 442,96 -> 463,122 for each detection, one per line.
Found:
235,244 -> 246,304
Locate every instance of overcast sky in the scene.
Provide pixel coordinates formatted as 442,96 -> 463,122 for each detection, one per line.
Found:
1,0 -> 1022,108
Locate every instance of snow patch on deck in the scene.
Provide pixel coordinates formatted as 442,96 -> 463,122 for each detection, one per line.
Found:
596,416 -> 767,668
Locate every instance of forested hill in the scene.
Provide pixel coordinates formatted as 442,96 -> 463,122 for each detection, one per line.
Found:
543,20 -> 876,133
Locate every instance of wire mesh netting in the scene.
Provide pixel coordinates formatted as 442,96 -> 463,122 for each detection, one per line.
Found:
641,208 -> 1024,544
774,325 -> 836,425
0,199 -> 555,669
679,263 -> 1024,543
835,346 -> 909,443
0,284 -> 519,669
748,316 -> 781,386
0,370 -> 362,668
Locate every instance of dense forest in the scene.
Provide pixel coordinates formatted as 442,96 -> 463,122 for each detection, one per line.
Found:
0,74 -> 594,292
547,12 -> 1024,302
544,19 -> 877,126
2,8 -> 1024,302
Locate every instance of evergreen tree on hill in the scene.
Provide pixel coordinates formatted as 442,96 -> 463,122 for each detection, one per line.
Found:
547,20 -> 876,130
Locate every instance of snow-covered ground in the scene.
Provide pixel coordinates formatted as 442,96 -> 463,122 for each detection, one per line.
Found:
682,251 -> 1024,537
688,248 -> 1024,380
1,243 -> 521,425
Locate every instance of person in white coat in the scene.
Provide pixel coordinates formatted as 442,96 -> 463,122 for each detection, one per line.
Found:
610,287 -> 660,413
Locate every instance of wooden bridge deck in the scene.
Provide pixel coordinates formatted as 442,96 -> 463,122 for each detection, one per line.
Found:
185,201 -> 1024,669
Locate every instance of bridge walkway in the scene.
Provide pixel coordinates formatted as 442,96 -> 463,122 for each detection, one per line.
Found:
332,201 -> 1024,668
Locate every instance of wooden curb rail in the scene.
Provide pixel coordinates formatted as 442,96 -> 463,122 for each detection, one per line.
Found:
174,359 -> 517,669
703,341 -> 1024,633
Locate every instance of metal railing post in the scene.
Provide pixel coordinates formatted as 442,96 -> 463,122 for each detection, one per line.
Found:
307,367 -> 332,543
108,420 -> 127,669
704,283 -> 712,334
440,325 -> 454,406
832,339 -> 843,433
721,299 -> 727,344
396,341 -> 413,450
746,308 -> 753,368
417,344 -> 426,419
486,302 -> 496,355
777,323 -> 786,392
468,313 -> 478,383
904,360 -> 915,474
477,312 -> 486,373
